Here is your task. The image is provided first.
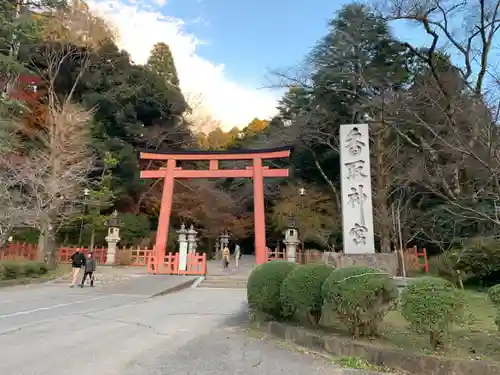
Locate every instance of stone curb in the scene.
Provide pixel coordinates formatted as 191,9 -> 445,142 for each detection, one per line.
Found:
254,320 -> 500,375
190,276 -> 205,288
0,271 -> 66,288
151,277 -> 198,297
0,277 -> 51,288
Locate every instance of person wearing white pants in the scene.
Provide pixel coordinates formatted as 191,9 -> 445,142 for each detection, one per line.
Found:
69,250 -> 85,287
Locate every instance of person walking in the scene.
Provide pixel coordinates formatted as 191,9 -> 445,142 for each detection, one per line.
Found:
222,246 -> 230,268
70,250 -> 86,287
80,252 -> 96,288
234,243 -> 241,268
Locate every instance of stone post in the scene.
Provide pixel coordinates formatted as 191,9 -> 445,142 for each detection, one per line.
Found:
214,237 -> 220,259
177,223 -> 188,271
187,224 -> 198,254
105,211 -> 121,265
283,226 -> 300,263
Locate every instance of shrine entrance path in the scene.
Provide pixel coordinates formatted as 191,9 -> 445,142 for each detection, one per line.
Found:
206,254 -> 256,277
0,285 -> 362,375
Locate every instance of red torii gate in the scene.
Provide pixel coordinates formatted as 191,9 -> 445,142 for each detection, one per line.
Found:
140,146 -> 292,272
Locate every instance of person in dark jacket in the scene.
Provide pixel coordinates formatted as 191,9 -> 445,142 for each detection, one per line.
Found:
70,250 -> 86,287
81,252 -> 96,287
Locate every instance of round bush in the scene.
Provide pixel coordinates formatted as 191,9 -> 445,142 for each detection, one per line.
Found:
488,284 -> 500,330
25,261 -> 49,276
37,262 -> 50,274
401,277 -> 466,349
488,284 -> 500,305
451,237 -> 500,284
0,262 -> 22,280
247,260 -> 297,319
22,262 -> 41,277
321,266 -> 398,337
428,252 -> 460,283
280,264 -> 334,324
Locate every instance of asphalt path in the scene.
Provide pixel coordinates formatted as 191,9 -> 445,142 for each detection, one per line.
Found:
0,282 -> 369,375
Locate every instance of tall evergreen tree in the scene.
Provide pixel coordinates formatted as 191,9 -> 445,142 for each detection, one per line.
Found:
147,42 -> 180,87
271,4 -> 413,251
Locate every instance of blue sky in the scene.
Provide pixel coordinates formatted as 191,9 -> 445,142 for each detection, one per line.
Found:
164,0 -> 432,88
164,0 -> 353,88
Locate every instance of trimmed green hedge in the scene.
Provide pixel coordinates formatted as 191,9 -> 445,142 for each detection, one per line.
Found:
247,260 -> 297,319
487,284 -> 500,330
488,284 -> 500,305
0,261 -> 51,280
401,277 -> 466,349
322,266 -> 398,337
280,263 -> 334,325
246,259 -> 477,354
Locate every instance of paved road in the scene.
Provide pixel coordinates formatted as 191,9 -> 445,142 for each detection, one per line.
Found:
0,282 -> 366,375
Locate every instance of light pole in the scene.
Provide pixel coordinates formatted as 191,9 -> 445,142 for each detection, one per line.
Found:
298,187 -> 306,262
78,188 -> 90,246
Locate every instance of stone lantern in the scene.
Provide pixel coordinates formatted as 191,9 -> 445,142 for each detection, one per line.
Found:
177,223 -> 188,271
219,229 -> 230,255
105,210 -> 122,265
283,214 -> 300,263
187,224 -> 198,254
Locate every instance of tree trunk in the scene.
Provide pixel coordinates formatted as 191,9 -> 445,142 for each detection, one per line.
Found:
430,330 -> 443,350
457,270 -> 464,289
89,227 -> 95,252
46,231 -> 56,265
37,220 -> 56,264
37,229 -> 45,262
308,309 -> 322,327
372,122 -> 392,253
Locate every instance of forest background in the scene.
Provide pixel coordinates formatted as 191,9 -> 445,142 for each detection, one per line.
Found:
1,0 -> 499,282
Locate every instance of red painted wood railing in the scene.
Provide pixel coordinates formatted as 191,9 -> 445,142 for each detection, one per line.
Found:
1,242 -> 155,268
148,252 -> 207,276
405,245 -> 429,273
0,242 -> 37,261
0,241 -> 207,276
268,246 -> 429,273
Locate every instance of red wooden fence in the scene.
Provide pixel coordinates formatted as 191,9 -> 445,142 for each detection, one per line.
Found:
267,248 -> 304,263
0,242 -> 37,261
58,246 -> 108,264
0,242 -> 206,275
405,245 -> 429,273
129,248 -> 153,266
147,252 -> 207,275
267,246 -> 429,273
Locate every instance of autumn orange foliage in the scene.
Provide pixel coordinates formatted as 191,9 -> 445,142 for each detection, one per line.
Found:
171,181 -> 253,239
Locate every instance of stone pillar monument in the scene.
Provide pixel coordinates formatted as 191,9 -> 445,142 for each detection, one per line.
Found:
177,223 -> 188,271
339,124 -> 375,254
283,219 -> 300,263
187,224 -> 198,254
105,210 -> 121,265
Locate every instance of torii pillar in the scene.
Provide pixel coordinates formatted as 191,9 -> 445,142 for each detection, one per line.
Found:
140,146 -> 292,272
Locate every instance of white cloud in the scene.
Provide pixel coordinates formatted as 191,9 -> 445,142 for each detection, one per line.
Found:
87,0 -> 279,131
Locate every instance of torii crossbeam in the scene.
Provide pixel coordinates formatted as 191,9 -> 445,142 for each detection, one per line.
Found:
140,146 -> 292,273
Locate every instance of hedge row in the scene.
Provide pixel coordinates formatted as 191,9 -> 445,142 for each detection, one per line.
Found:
488,284 -> 500,330
247,260 -> 469,349
0,261 -> 51,280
